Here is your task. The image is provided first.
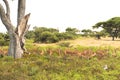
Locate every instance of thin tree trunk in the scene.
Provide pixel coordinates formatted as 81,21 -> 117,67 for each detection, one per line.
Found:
112,36 -> 115,41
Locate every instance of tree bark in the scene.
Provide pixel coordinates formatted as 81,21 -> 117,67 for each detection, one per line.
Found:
0,0 -> 30,58
17,0 -> 26,26
9,13 -> 30,58
112,36 -> 114,41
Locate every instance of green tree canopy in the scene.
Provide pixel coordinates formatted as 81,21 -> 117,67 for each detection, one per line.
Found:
33,27 -> 59,43
93,17 -> 120,40
33,27 -> 79,43
81,29 -> 94,37
66,27 -> 80,34
0,33 -> 9,46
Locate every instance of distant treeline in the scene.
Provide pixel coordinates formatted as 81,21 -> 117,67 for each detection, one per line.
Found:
1,26 -> 116,46
25,27 -> 108,43
0,26 -> 109,45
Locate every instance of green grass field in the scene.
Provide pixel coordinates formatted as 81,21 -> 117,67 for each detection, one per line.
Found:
0,37 -> 120,80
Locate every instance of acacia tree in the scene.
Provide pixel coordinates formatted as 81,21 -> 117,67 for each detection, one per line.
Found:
81,29 -> 93,37
93,17 -> 120,41
0,0 -> 30,58
66,27 -> 80,34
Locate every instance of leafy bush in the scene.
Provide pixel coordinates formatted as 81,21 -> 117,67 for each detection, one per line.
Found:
0,33 -> 9,46
25,30 -> 35,39
58,42 -> 71,47
34,27 -> 59,43
39,31 -> 59,43
33,27 -> 79,43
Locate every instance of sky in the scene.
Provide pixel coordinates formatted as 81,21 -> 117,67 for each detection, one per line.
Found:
0,0 -> 120,32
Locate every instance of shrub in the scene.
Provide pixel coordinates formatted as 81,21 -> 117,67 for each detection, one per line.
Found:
58,42 -> 71,47
25,31 -> 35,39
39,31 -> 59,43
33,27 -> 79,43
0,33 -> 9,46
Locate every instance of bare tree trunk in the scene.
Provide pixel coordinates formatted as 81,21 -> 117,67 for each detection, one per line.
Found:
8,31 -> 15,57
17,0 -> 26,26
14,35 -> 24,58
0,0 -> 30,58
8,32 -> 23,58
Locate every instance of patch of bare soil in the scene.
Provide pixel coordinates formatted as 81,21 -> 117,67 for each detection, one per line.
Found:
70,37 -> 120,48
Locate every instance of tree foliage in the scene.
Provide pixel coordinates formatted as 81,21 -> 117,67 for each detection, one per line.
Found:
93,17 -> 120,40
81,29 -> 94,37
0,33 -> 9,46
33,27 -> 59,43
66,27 -> 80,34
32,27 -> 79,43
25,31 -> 35,39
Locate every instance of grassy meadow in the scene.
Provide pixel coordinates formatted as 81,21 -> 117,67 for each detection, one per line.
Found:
1,37 -> 120,80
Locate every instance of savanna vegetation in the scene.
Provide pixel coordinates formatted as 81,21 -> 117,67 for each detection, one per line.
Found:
1,30 -> 120,79
1,0 -> 120,79
93,17 -> 120,40
1,50 -> 120,80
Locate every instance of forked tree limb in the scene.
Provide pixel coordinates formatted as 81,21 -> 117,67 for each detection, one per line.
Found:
15,13 -> 30,37
20,25 -> 30,52
15,13 -> 30,53
20,13 -> 30,37
3,0 -> 11,21
22,24 -> 30,37
0,4 -> 14,31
